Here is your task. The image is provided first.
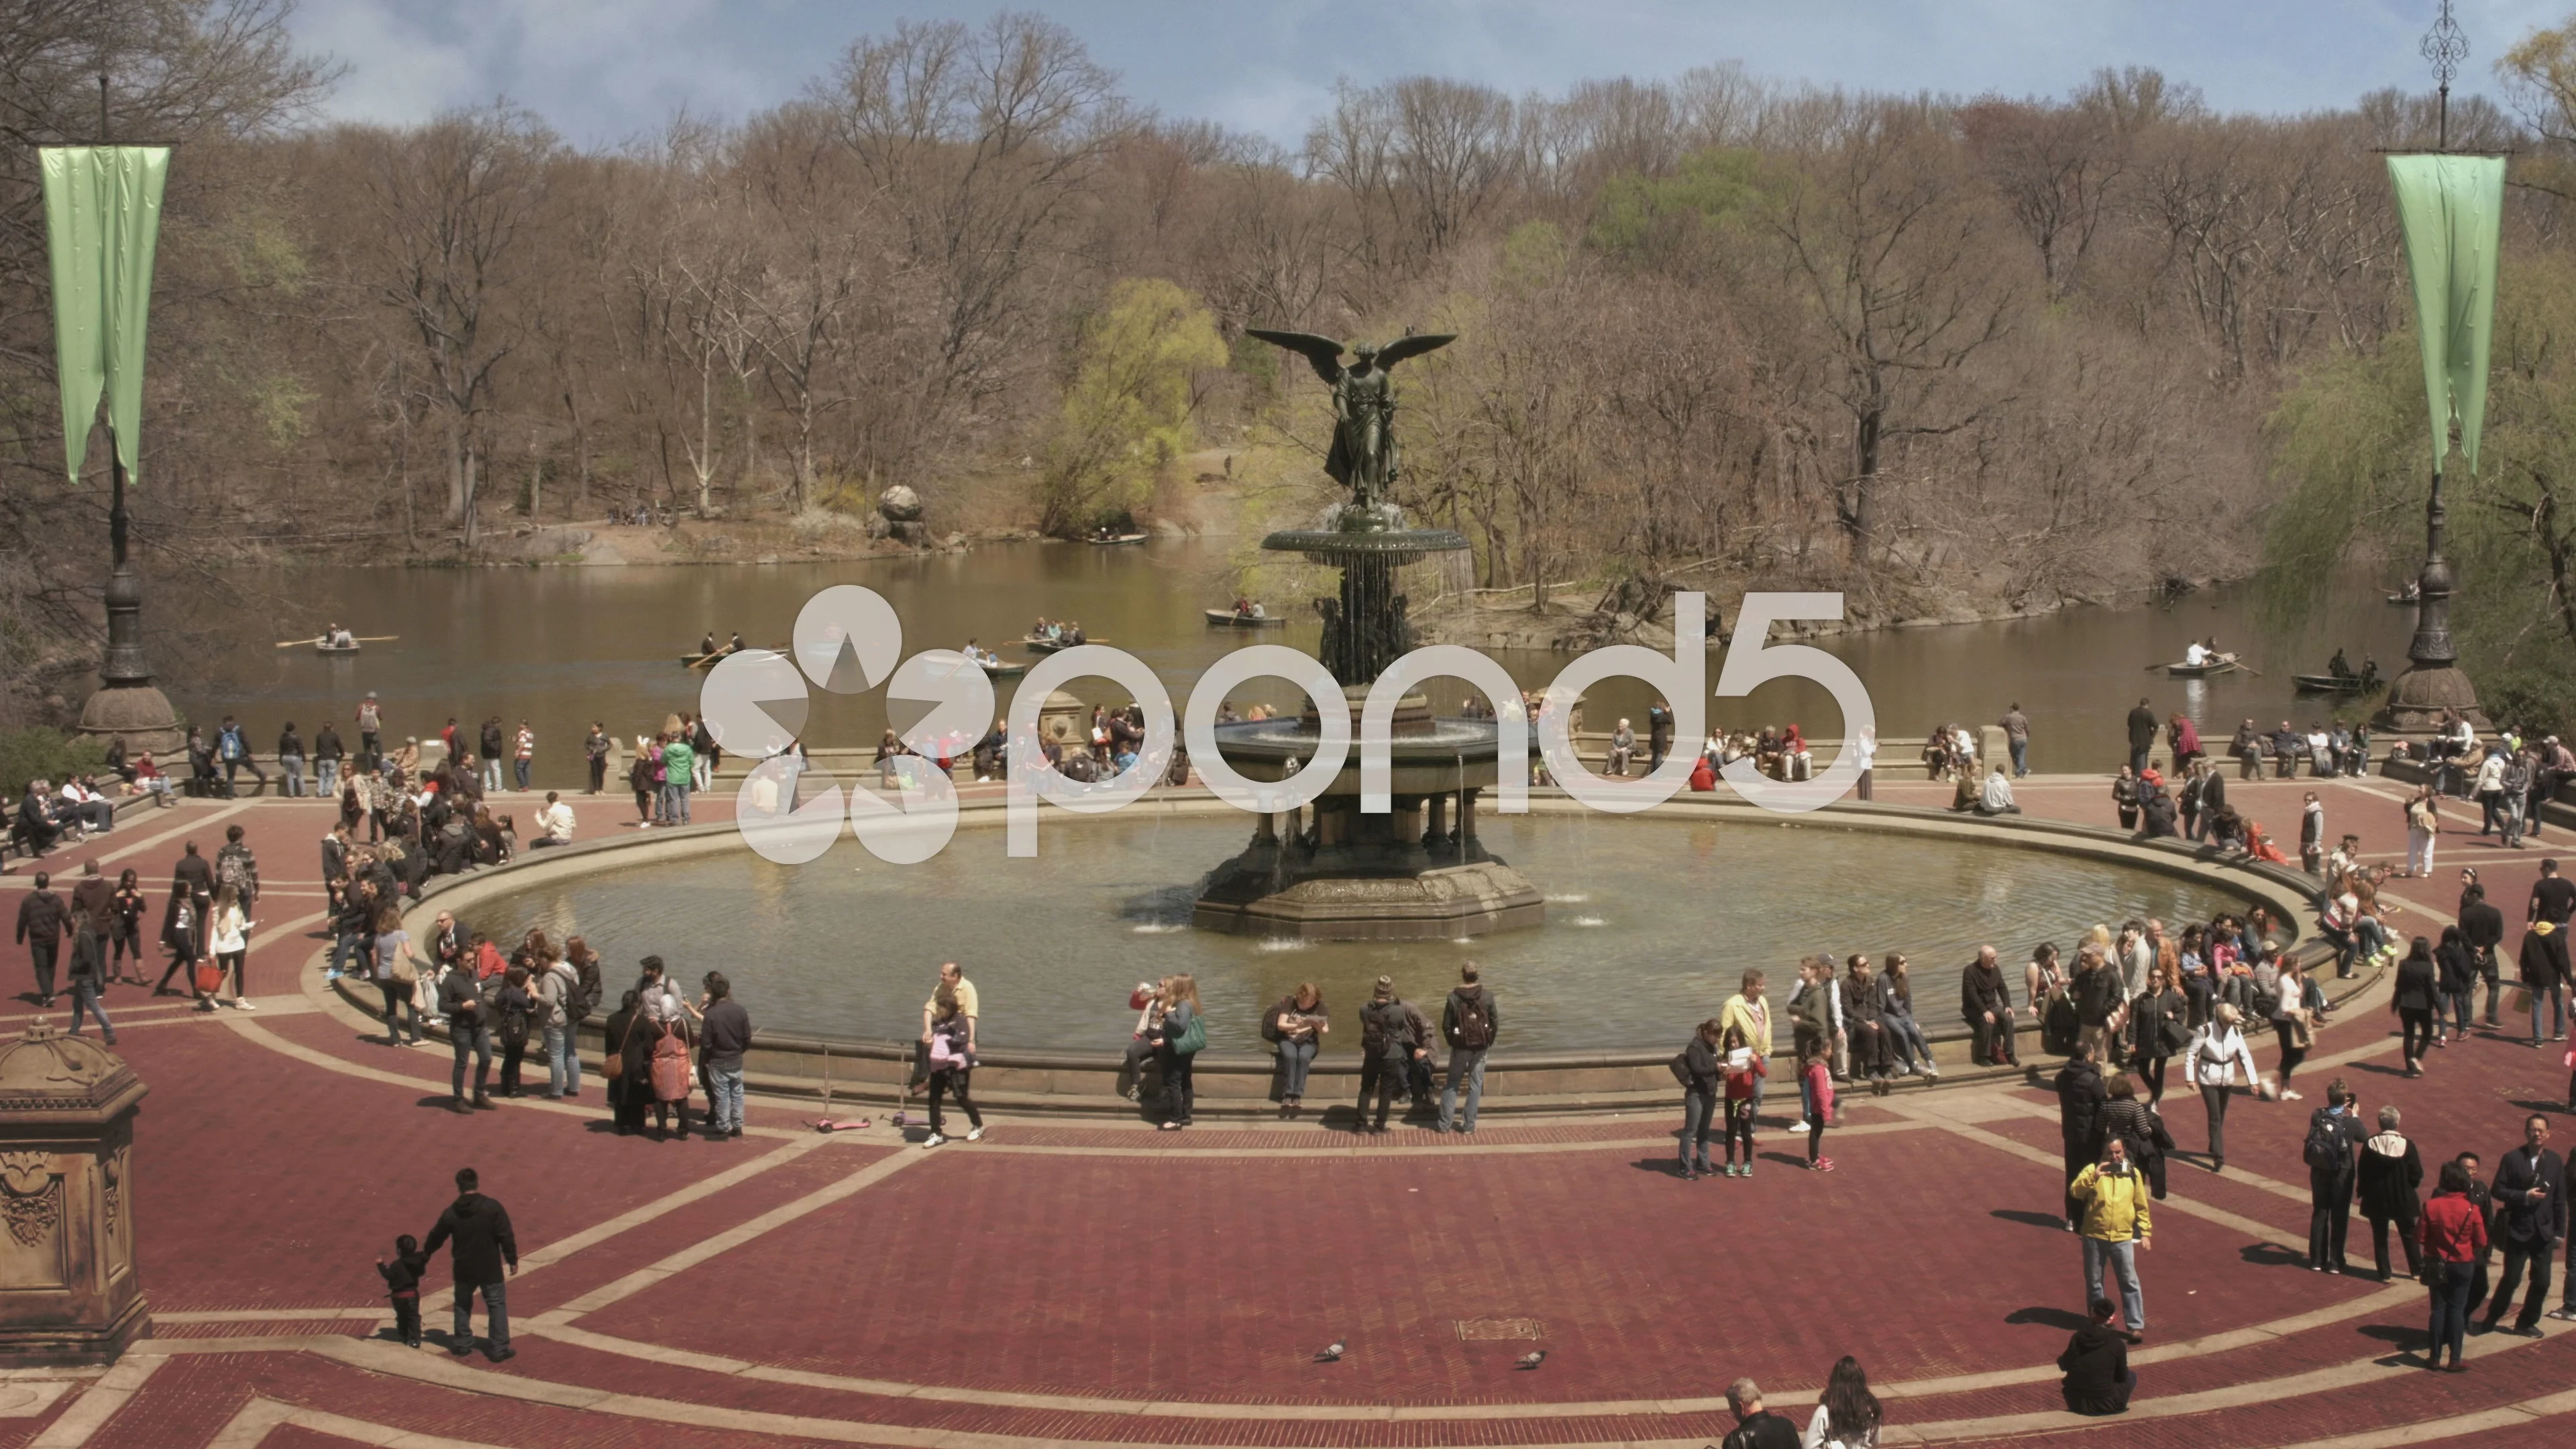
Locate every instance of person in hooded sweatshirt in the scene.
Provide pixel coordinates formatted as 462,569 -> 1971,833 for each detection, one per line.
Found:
2058,1297 -> 2135,1415
421,1167 -> 518,1361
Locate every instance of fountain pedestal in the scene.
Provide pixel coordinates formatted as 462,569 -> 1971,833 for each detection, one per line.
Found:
1193,689 -> 1543,940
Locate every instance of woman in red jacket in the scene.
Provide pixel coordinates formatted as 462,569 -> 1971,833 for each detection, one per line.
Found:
2416,1159 -> 2489,1371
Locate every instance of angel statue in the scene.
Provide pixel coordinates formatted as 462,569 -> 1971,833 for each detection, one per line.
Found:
1244,330 -> 1454,510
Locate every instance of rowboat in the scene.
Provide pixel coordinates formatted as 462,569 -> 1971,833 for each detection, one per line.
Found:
680,648 -> 735,667
2385,590 -> 2420,606
977,659 -> 1030,678
314,641 -> 361,655
1204,609 -> 1287,628
2293,673 -> 2372,694
2163,652 -> 2241,679
1089,533 -> 1150,547
1022,635 -> 1103,653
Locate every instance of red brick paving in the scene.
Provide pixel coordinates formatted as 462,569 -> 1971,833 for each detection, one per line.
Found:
3,789 -> 2574,1444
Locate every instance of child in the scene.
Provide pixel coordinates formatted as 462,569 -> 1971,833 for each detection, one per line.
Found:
1801,1039 -> 1835,1172
376,1234 -> 429,1347
1721,1024 -> 1765,1178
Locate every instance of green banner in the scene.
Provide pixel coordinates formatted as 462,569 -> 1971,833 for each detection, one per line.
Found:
2387,153 -> 2506,476
40,146 -> 170,484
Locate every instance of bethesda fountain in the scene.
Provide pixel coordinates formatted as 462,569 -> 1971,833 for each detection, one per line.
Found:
1189,329 -> 1544,941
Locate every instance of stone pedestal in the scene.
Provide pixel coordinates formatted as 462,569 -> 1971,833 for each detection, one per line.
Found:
0,1025 -> 149,1365
74,684 -> 182,759
2374,665 -> 2487,733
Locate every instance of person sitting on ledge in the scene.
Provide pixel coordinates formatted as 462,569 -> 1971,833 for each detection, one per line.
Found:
2059,1297 -> 2137,1415
1975,764 -> 2021,816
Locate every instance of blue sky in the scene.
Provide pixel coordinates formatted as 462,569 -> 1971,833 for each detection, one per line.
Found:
289,0 -> 2569,146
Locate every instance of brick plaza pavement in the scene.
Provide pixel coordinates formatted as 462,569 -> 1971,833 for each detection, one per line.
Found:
0,771 -> 2572,1446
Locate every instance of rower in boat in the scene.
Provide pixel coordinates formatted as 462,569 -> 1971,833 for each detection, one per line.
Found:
2328,647 -> 2351,680
324,622 -> 356,649
2184,639 -> 2211,669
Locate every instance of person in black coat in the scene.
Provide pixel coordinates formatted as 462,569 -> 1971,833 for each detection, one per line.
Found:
2059,1298 -> 2135,1415
2125,700 -> 2159,777
2390,936 -> 2440,1075
2434,924 -> 2478,1046
2479,1115 -> 2567,1336
2458,883 -> 2506,1027
2354,1104 -> 2424,1281
420,1167 -> 517,1361
2306,1081 -> 2365,1273
2056,1045 -> 2108,1230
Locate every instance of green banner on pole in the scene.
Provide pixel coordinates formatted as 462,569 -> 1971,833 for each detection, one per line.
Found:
40,146 -> 170,484
2387,153 -> 2505,476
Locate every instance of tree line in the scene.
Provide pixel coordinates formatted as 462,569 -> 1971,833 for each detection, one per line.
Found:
5,1 -> 2573,718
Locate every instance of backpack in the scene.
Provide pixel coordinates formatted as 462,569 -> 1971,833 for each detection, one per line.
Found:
570,967 -> 602,1026
215,850 -> 248,893
1450,989 -> 1495,1050
2303,1112 -> 2347,1172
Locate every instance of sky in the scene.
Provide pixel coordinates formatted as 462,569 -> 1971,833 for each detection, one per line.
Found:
287,0 -> 2572,148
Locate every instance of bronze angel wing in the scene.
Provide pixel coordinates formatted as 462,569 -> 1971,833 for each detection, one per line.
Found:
1373,333 -> 1456,370
1244,328 -> 1347,385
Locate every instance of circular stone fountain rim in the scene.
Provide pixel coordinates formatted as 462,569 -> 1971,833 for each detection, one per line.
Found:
1259,527 -> 1470,555
398,792 -> 2326,1068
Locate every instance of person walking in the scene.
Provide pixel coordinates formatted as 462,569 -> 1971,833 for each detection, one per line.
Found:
421,1167 -> 517,1362
13,872 -> 65,1008
2262,957 -> 2316,1102
2182,1004 -> 2261,1173
2055,1043 -> 2109,1230
61,906 -> 113,1045
107,868 -> 146,986
2392,936 -> 2440,1076
372,906 -> 422,1046
1800,1039 -> 1835,1171
2304,1080 -> 2364,1274
2434,924 -> 2478,1047
697,971 -> 751,1137
2463,882 -> 2507,1027
2127,961 -> 2187,1106
1677,1018 -> 1721,1179
2357,1105 -> 2424,1283
207,883 -> 253,1011
1151,973 -> 1202,1130
2479,1115 -> 2565,1337
1438,963 -> 1497,1133
2070,1138 -> 2152,1340
1646,700 -> 1673,775
2418,1159 -> 2488,1371
921,990 -> 983,1146
2518,921 -> 2570,1049
2002,703 -> 2031,777
1356,976 -> 1416,1134
2404,784 -> 2440,877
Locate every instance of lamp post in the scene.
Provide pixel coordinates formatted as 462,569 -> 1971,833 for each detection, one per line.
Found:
2377,1 -> 2493,733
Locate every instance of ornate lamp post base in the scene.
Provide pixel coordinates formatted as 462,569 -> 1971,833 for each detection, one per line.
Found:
74,470 -> 184,756
2373,477 -> 2486,733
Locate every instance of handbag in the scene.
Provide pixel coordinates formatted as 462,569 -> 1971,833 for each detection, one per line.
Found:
193,963 -> 224,995
1668,1051 -> 1694,1087
1173,1014 -> 1207,1055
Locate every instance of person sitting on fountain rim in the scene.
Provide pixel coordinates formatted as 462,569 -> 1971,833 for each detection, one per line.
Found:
1975,763 -> 2021,816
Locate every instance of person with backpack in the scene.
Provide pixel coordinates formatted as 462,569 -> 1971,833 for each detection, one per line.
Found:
2461,881 -> 2507,1026
1439,963 -> 1498,1134
214,824 -> 260,916
2096,1074 -> 2168,1201
489,967 -> 536,1097
1150,973 -> 1203,1130
920,989 -> 981,1146
1357,976 -> 1419,1134
2303,1079 -> 2365,1274
560,936 -> 602,1096
215,714 -> 266,795
2434,924 -> 2479,1048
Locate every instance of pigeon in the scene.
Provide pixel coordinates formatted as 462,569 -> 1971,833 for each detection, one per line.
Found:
1315,1340 -> 1345,1364
1515,1350 -> 1547,1371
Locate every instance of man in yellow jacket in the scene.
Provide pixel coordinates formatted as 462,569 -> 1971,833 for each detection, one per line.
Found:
2071,1138 -> 2153,1341
1720,970 -> 1774,1118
